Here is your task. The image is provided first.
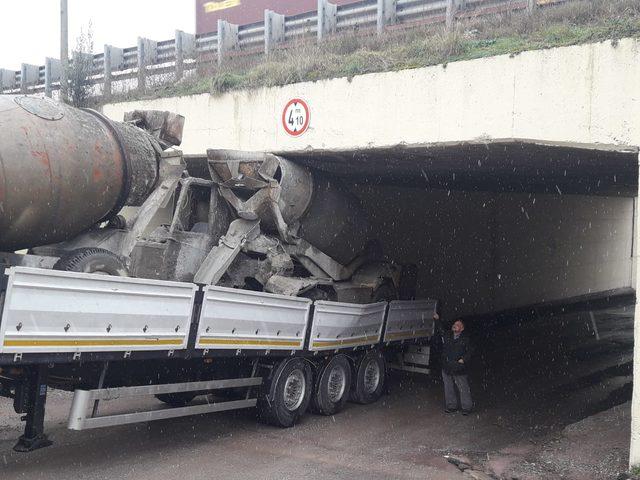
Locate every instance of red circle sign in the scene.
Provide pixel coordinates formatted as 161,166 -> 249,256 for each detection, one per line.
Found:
282,98 -> 310,136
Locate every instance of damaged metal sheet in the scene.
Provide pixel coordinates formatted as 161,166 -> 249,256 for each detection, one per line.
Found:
207,149 -> 370,263
193,219 -> 261,285
123,110 -> 185,147
264,275 -> 326,297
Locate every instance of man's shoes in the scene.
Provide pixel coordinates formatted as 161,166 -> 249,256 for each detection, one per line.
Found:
444,408 -> 458,414
461,409 -> 472,416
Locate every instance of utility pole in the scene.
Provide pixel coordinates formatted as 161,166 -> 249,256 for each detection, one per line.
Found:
60,0 -> 69,102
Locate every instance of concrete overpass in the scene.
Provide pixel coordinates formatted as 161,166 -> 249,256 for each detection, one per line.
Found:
103,37 -> 640,465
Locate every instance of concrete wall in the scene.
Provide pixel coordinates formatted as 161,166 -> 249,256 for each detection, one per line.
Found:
104,38 -> 640,154
634,155 -> 640,467
494,193 -> 634,308
358,187 -> 635,317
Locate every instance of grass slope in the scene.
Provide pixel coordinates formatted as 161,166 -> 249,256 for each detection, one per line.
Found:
114,0 -> 640,102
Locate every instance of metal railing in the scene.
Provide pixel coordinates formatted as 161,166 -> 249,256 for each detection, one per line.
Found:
0,0 -> 566,99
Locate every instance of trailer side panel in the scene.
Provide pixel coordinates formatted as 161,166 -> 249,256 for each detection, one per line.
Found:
0,267 -> 197,354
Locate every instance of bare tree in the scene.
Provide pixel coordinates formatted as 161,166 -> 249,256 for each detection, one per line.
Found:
68,24 -> 94,107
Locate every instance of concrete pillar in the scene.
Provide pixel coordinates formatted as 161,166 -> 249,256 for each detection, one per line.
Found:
44,58 -> 61,98
217,20 -> 239,66
0,69 -> 17,93
264,10 -> 285,55
20,63 -> 40,94
175,30 -> 195,80
104,45 -> 124,100
631,152 -> 640,468
377,0 -> 397,34
318,0 -> 337,43
137,37 -> 158,93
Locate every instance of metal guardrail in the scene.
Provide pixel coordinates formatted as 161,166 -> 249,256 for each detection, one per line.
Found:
0,0 -> 566,98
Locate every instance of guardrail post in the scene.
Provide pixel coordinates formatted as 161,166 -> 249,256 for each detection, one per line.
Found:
104,45 -> 124,100
44,58 -> 61,98
0,69 -> 16,93
527,0 -> 536,12
264,10 -> 285,55
175,30 -> 196,80
446,0 -> 463,30
20,63 -> 40,94
317,0 -> 337,43
377,0 -> 397,34
137,37 -> 158,92
217,20 -> 239,66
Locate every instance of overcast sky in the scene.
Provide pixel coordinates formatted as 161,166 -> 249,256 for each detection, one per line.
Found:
1,1 -> 195,71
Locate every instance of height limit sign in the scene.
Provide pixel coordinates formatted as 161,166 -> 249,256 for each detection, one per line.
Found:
282,98 -> 310,136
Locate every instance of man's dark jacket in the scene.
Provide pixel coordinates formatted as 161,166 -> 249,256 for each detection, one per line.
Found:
441,331 -> 473,375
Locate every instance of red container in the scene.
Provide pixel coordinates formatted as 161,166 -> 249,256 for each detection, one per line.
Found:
196,0 -> 362,34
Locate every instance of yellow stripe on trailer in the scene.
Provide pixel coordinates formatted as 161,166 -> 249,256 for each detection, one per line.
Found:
386,329 -> 431,341
3,338 -> 184,347
312,335 -> 379,348
199,338 -> 302,348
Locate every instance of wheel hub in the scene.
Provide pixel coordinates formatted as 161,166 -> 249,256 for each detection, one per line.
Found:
283,368 -> 306,411
326,364 -> 347,403
363,359 -> 380,395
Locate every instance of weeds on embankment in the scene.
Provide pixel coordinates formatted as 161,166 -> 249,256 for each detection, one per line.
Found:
111,0 -> 640,102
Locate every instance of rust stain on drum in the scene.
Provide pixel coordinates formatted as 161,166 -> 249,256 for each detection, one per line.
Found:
0,95 -> 160,251
92,165 -> 104,182
31,150 -> 50,168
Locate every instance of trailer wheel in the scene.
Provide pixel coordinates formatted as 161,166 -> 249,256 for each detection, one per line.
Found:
311,355 -> 352,416
258,358 -> 312,428
155,393 -> 197,407
351,349 -> 385,405
54,248 -> 128,276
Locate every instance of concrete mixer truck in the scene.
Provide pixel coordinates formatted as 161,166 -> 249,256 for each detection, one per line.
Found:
0,94 -> 401,301
0,95 -> 434,452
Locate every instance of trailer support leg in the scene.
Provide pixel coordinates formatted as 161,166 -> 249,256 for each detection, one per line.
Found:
92,361 -> 109,418
13,365 -> 52,452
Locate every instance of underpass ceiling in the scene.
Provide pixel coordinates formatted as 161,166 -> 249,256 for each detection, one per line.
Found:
276,139 -> 639,196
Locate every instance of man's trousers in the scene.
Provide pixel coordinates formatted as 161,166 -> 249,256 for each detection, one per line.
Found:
442,370 -> 473,411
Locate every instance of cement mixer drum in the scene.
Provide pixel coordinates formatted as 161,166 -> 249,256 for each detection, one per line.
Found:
208,149 -> 371,265
0,95 -> 159,251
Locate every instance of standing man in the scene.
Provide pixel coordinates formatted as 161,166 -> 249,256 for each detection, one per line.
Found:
433,314 -> 474,415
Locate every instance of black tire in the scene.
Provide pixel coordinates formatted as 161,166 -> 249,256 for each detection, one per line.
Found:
301,286 -> 337,302
372,281 -> 398,302
311,355 -> 352,416
155,392 -> 197,407
257,358 -> 312,428
350,349 -> 386,405
54,248 -> 128,276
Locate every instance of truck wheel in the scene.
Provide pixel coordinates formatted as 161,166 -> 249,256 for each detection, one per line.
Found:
311,355 -> 352,416
258,358 -> 312,428
54,248 -> 128,276
351,350 -> 386,405
155,393 -> 197,407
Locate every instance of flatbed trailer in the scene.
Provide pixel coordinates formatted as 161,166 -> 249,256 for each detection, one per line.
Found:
0,266 -> 435,452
